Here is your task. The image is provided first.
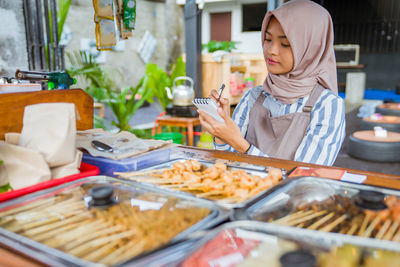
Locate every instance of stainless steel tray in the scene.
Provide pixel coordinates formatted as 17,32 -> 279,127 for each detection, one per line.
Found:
116,158 -> 286,209
128,220 -> 400,267
0,176 -> 230,267
234,176 -> 400,243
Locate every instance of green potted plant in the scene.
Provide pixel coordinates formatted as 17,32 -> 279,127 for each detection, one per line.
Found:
202,40 -> 240,53
66,51 -> 152,132
136,56 -> 186,111
67,52 -> 186,139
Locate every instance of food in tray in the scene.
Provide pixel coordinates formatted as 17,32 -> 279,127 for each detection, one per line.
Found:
181,228 -> 400,267
117,160 -> 283,203
259,193 -> 400,241
0,185 -> 210,266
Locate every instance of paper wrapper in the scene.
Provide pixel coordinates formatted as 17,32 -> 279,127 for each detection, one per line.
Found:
51,151 -> 83,179
76,129 -> 173,160
0,142 -> 51,189
19,103 -> 76,167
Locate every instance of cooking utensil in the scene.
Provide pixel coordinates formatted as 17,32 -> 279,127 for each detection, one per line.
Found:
172,76 -> 195,106
91,140 -> 113,153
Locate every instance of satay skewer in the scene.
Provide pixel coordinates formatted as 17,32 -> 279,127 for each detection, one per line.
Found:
319,214 -> 347,232
307,212 -> 335,230
357,214 -> 371,236
44,221 -> 109,247
82,239 -> 121,262
23,213 -> 91,237
346,223 -> 359,236
0,217 -> 14,227
362,216 -> 381,237
5,209 -> 83,234
383,221 -> 399,240
376,220 -> 392,239
283,210 -> 327,227
127,177 -> 185,184
196,191 -> 225,198
63,225 -> 123,251
273,210 -> 314,224
115,168 -> 169,177
67,230 -> 136,257
393,227 -> 400,242
35,222 -> 88,243
99,240 -> 146,265
18,207 -> 87,232
0,197 -> 56,217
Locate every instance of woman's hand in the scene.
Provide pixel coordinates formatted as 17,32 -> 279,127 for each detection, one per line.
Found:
198,90 -> 250,153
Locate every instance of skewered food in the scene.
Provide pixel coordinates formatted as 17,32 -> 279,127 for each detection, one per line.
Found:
181,228 -> 400,267
0,185 -> 210,266
116,160 -> 284,203
262,194 -> 400,241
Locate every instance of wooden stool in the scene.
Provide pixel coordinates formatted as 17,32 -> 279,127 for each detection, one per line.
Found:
156,115 -> 201,146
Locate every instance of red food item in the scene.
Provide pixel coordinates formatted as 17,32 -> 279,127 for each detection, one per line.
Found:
181,229 -> 260,267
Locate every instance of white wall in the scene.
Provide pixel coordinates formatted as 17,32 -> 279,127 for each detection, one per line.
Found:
0,0 -> 29,76
201,0 -> 267,54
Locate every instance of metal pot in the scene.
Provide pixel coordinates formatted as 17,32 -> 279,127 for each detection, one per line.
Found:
172,76 -> 195,106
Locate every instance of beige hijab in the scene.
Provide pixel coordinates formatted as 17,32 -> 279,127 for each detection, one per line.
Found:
261,0 -> 338,104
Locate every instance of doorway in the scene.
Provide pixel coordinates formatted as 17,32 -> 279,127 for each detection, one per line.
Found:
210,12 -> 232,41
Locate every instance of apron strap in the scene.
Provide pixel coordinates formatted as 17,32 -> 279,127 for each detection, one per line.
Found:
255,91 -> 267,105
302,84 -> 325,113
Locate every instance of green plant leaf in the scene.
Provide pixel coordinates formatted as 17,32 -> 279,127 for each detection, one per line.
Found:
58,0 -> 71,39
202,40 -> 240,53
0,183 -> 12,193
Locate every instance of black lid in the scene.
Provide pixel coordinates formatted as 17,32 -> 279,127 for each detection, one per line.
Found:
280,250 -> 316,267
355,190 -> 387,210
89,186 -> 116,207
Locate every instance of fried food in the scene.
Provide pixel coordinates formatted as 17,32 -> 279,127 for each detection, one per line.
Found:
118,160 -> 284,203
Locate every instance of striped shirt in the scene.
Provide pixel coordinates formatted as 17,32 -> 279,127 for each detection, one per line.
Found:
214,86 -> 346,166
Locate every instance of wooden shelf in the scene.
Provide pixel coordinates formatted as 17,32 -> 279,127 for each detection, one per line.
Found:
201,53 -> 268,111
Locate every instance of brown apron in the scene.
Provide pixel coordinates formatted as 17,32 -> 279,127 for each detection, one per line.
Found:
245,84 -> 324,160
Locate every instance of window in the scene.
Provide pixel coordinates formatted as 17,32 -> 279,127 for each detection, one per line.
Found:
242,3 -> 268,32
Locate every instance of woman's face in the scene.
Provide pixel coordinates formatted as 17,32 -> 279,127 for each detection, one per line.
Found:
263,17 -> 294,75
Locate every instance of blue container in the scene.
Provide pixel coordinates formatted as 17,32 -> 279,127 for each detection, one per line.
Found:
82,149 -> 171,177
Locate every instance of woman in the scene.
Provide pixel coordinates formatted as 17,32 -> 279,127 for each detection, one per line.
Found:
198,0 -> 345,166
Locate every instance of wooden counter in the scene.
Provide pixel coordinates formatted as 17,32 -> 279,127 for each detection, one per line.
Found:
1,146 -> 399,266
175,146 -> 400,190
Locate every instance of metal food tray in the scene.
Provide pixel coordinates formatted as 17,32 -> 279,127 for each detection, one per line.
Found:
234,176 -> 400,243
129,220 -> 400,267
0,176 -> 230,267
117,159 -> 286,209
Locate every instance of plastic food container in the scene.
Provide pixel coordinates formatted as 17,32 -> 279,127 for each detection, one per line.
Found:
0,176 -> 229,267
131,221 -> 400,267
117,159 -> 286,209
81,148 -> 171,177
0,162 -> 99,202
235,177 -> 400,242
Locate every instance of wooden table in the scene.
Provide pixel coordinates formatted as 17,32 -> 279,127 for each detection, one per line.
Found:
156,115 -> 201,146
1,146 -> 400,266
0,247 -> 44,267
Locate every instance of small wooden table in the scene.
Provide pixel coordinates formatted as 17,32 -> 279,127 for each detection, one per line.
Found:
156,115 -> 201,146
